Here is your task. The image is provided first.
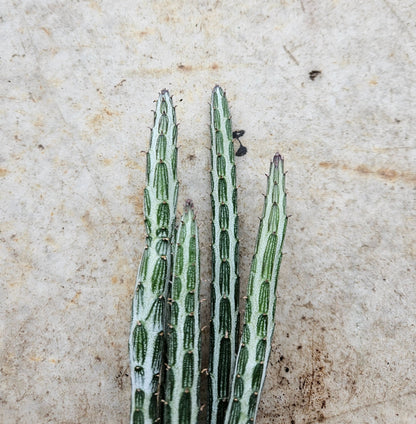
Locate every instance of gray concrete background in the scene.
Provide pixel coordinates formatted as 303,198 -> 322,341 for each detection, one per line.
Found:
1,1 -> 415,423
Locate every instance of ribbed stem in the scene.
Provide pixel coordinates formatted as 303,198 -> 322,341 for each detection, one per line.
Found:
129,90 -> 179,424
164,200 -> 201,424
208,86 -> 240,423
225,154 -> 287,424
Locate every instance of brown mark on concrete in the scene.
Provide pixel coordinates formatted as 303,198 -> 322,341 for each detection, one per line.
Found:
65,291 -> 81,310
0,168 -> 9,177
297,335 -> 331,422
41,27 -> 51,36
128,195 -> 144,218
319,161 -> 415,183
178,63 -> 220,71
178,63 -> 193,71
89,108 -> 120,133
82,211 -> 93,230
258,323 -> 331,423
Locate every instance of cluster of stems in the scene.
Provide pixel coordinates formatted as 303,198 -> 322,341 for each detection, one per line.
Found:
129,87 -> 287,424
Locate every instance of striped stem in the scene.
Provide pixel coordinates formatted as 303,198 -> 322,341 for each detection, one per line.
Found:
208,86 -> 240,423
225,154 -> 287,424
164,200 -> 201,424
129,90 -> 179,424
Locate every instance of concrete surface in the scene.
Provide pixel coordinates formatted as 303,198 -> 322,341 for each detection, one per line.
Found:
1,1 -> 415,423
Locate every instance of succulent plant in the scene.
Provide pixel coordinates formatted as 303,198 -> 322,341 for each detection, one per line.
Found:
129,90 -> 179,424
128,88 -> 287,424
164,200 -> 201,424
224,153 -> 287,424
208,86 -> 240,424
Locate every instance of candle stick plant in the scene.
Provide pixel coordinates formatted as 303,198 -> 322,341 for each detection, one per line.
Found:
129,87 -> 287,424
164,200 -> 201,424
129,90 -> 178,424
208,86 -> 240,424
224,153 -> 287,423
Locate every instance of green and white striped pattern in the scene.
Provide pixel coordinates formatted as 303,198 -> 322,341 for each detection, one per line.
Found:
208,86 -> 240,424
164,200 -> 201,424
129,90 -> 179,424
225,154 -> 287,424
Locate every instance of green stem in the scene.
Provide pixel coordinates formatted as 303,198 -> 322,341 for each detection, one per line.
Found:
225,154 -> 287,424
129,90 -> 179,424
164,200 -> 201,424
208,86 -> 240,423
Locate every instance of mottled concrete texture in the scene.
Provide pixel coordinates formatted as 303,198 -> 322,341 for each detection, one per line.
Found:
1,1 -> 415,423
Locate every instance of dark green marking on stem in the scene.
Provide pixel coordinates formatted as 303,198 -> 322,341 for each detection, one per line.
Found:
179,391 -> 191,424
132,409 -> 144,424
172,276 -> 182,300
219,296 -> 232,334
272,180 -> 280,204
256,314 -> 268,338
133,323 -> 148,363
232,188 -> 237,214
178,222 -> 187,244
234,240 -> 239,270
219,203 -> 229,229
252,362 -> 264,392
149,391 -> 158,422
134,388 -> 145,409
219,261 -> 230,295
219,231 -> 230,259
166,368 -> 175,401
151,331 -> 164,370
186,264 -> 196,290
146,152 -> 151,183
150,296 -> 165,327
268,203 -> 279,233
183,314 -> 195,349
172,146 -> 178,179
218,178 -> 227,202
248,393 -> 258,419
144,188 -> 151,217
168,328 -> 177,366
256,338 -> 267,362
185,292 -> 195,313
234,375 -> 244,399
144,218 -> 151,237
182,351 -> 194,388
221,93 -> 230,116
174,245 -> 184,275
229,399 -> 241,424
213,111 -> 221,134
189,237 -> 196,263
156,134 -> 167,160
155,239 -> 169,257
217,154 -> 226,176
258,281 -> 270,313
154,161 -> 169,200
138,248 -> 149,282
160,97 -> 168,114
158,114 -> 169,134
218,337 -> 231,398
242,324 -> 250,344
245,299 -> 252,324
151,257 -> 167,294
170,301 -> 179,326
157,202 -> 170,228
231,164 -> 236,187
226,119 -> 233,142
261,233 -> 278,281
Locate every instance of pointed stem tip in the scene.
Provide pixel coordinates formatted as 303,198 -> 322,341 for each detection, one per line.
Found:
185,199 -> 194,211
273,153 -> 283,166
